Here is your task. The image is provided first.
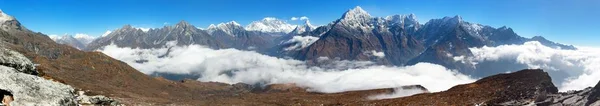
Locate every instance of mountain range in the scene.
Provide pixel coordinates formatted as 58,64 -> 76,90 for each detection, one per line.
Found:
72,6 -> 576,80
3,6 -> 596,105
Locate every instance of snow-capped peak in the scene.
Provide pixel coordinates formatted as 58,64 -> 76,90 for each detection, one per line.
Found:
304,20 -> 314,27
48,34 -> 87,49
49,34 -> 74,41
207,24 -> 217,30
245,17 -> 297,33
0,9 -> 16,23
290,20 -> 316,34
220,21 -> 241,27
442,15 -> 463,24
74,33 -> 97,44
337,6 -> 374,32
207,21 -> 244,36
384,14 -> 420,30
48,35 -> 60,41
262,17 -> 277,21
0,9 -> 26,31
101,30 -> 112,37
175,20 -> 193,28
341,6 -> 371,21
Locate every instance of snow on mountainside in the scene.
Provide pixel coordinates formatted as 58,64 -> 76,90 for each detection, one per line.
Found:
293,6 -> 426,65
338,6 -> 373,32
48,35 -> 88,50
207,21 -> 244,36
0,9 -> 26,31
384,14 -> 420,32
49,34 -> 87,50
101,30 -> 112,37
245,17 -> 297,33
289,20 -> 316,35
74,33 -> 97,44
0,9 -> 15,23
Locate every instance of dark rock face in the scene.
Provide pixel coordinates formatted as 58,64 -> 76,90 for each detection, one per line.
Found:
480,69 -> 558,105
587,81 -> 600,105
532,80 -> 600,105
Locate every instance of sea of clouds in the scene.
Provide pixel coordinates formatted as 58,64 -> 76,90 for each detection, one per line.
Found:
456,41 -> 600,91
99,41 -> 474,94
99,41 -> 600,98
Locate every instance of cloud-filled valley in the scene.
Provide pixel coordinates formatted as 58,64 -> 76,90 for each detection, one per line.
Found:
100,41 -> 600,94
99,41 -> 475,93
456,41 -> 600,91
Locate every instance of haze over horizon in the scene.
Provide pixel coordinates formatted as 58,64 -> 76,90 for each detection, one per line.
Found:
0,0 -> 599,47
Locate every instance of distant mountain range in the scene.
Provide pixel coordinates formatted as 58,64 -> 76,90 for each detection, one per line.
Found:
0,6 -> 597,105
74,6 -> 575,79
49,34 -> 96,50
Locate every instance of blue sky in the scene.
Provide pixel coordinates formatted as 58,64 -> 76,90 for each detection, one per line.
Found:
0,0 -> 598,46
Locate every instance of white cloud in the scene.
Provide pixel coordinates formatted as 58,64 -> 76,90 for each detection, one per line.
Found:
99,42 -> 475,94
365,50 -> 385,58
291,16 -> 309,21
101,30 -> 112,37
291,17 -> 299,21
283,36 -> 319,51
457,41 -> 600,91
299,16 -> 309,20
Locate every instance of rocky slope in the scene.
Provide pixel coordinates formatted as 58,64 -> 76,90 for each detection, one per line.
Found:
365,69 -> 599,106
